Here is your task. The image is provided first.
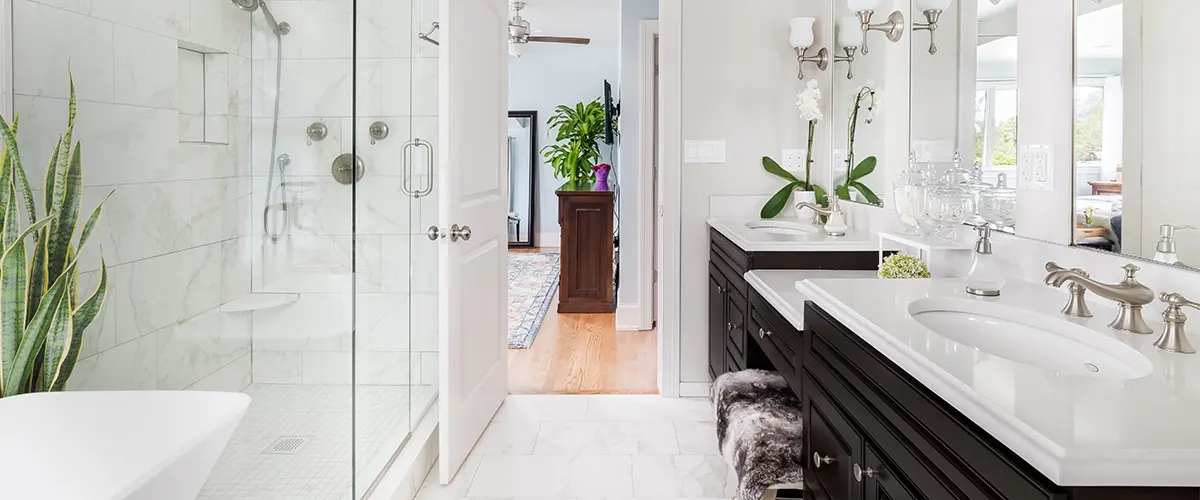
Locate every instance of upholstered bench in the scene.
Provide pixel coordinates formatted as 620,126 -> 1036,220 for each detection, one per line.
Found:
712,369 -> 805,500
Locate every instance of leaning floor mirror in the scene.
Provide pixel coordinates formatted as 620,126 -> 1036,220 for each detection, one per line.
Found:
508,111 -> 537,247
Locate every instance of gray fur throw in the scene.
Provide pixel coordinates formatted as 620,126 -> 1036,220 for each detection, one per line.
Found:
711,369 -> 804,500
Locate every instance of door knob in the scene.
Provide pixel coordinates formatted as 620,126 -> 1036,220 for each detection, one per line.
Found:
427,226 -> 445,241
450,224 -> 472,242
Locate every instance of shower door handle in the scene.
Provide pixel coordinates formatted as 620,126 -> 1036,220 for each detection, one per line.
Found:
402,139 -> 435,198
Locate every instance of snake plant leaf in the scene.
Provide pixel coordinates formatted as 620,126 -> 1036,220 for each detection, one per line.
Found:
0,213 -> 52,390
44,137 -> 62,217
42,272 -> 75,392
79,189 -> 114,250
44,74 -> 77,215
2,222 -> 66,397
850,181 -> 881,205
849,156 -> 877,181
762,156 -> 801,184
27,229 -> 48,325
47,143 -> 82,282
51,255 -> 106,391
761,181 -> 800,219
0,115 -> 38,226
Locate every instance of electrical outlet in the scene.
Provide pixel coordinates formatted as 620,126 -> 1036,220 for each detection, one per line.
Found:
782,149 -> 806,171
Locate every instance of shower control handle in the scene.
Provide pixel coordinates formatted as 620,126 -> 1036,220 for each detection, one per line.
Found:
450,224 -> 472,242
427,226 -> 446,241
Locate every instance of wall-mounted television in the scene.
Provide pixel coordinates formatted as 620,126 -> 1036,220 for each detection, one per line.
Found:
603,80 -> 618,145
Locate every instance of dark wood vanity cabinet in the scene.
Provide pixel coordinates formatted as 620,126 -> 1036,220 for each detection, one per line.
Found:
707,227 -> 877,381
802,303 -> 1200,500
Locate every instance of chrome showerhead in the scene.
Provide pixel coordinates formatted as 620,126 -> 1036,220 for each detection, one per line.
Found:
232,0 -> 290,36
231,0 -> 258,12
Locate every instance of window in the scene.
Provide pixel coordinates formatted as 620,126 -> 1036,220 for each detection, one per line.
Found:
975,82 -> 1018,173
1074,82 -> 1106,162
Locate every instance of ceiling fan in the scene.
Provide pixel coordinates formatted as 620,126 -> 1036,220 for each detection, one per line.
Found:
508,1 -> 591,52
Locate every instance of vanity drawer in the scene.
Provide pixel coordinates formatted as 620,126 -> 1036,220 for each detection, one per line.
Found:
749,290 -> 803,386
804,303 -> 1063,500
727,287 -> 748,359
804,373 -> 861,500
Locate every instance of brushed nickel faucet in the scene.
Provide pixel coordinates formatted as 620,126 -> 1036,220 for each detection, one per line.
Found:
796,196 -> 849,236
1044,262 -> 1155,334
1155,292 -> 1198,354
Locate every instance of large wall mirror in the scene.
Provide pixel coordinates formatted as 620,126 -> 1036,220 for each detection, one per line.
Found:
508,111 -> 537,247
832,1 -> 888,208
906,0 -> 1019,237
1071,0 -> 1198,270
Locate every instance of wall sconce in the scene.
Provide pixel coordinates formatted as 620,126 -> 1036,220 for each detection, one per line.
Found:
913,0 -> 953,55
834,16 -> 862,79
847,0 -> 905,55
789,17 -> 829,80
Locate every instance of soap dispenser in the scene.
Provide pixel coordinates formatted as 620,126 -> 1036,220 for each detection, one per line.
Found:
1154,224 -> 1195,265
965,225 -> 1004,297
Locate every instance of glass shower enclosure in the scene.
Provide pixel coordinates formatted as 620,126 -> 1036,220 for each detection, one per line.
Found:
8,0 -> 439,497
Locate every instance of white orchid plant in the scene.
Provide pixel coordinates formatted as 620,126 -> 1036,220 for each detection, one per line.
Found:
761,79 -> 828,218
839,80 -> 883,205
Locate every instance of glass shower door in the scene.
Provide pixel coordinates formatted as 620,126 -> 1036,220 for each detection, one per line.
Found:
353,0 -> 441,496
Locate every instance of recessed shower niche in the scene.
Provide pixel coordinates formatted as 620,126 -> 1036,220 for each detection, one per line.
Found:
178,42 -> 233,145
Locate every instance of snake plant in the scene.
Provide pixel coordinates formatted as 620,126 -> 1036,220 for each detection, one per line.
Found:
0,74 -> 111,397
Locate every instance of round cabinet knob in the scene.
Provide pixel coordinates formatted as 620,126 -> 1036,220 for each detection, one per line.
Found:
812,452 -> 833,468
853,463 -> 880,482
727,322 -> 734,332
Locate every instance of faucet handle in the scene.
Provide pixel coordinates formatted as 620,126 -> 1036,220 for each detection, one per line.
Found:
1045,262 -> 1088,277
1122,263 -> 1142,279
1156,292 -> 1199,354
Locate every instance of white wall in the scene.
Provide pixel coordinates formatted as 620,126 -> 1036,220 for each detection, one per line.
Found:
12,0 -> 254,392
615,0 -> 658,317
509,0 -> 620,246
678,0 -> 836,384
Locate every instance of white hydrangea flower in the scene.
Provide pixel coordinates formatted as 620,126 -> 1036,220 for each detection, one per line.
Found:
795,79 -> 823,122
878,253 -> 930,279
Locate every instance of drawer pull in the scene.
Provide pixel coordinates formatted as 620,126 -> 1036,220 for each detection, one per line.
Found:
812,452 -> 833,468
853,463 -> 880,482
727,322 -> 735,332
758,328 -> 773,338
717,285 -> 725,294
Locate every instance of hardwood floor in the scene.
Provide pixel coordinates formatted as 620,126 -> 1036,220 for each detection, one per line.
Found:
507,248 -> 658,395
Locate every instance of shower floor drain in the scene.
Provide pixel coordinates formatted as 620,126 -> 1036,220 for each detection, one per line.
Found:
264,436 -> 310,455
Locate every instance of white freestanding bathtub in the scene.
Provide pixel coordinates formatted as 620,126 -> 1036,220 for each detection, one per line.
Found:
0,391 -> 250,500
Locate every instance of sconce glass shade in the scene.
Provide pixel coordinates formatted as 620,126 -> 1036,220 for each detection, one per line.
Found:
916,0 -> 952,11
837,16 -> 864,47
508,42 -> 525,57
789,17 -> 816,48
847,0 -> 881,12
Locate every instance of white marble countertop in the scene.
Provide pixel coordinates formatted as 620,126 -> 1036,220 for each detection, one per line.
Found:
707,217 -> 885,252
753,274 -> 1200,487
744,270 -> 879,330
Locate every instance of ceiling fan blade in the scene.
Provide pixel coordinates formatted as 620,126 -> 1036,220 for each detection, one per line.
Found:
527,36 -> 591,45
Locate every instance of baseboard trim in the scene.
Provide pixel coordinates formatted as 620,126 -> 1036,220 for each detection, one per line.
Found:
679,381 -> 712,398
535,232 -> 561,248
366,401 -> 439,500
615,304 -> 643,331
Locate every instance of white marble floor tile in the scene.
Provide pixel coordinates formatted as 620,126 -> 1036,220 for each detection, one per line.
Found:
631,455 -> 737,498
673,422 -> 720,455
471,419 -> 542,455
492,395 -> 589,422
467,454 -> 634,498
585,396 -> 714,423
415,456 -> 483,500
533,421 -> 680,455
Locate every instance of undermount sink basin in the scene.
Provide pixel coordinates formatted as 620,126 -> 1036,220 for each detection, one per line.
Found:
745,220 -> 818,236
908,298 -> 1153,380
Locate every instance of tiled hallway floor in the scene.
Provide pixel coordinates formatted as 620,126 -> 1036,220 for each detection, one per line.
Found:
415,395 -> 736,500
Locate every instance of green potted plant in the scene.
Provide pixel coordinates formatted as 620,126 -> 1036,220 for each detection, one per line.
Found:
762,79 -> 828,218
0,73 -> 112,397
542,99 -> 607,185
838,80 -> 882,205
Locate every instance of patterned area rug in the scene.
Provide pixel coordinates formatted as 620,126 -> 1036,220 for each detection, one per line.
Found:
508,252 -> 561,349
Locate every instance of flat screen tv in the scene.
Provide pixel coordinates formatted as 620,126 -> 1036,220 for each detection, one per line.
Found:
603,80 -> 618,145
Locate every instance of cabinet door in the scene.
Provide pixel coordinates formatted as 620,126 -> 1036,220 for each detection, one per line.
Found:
861,443 -> 924,500
708,264 -> 727,378
725,287 -> 747,371
805,377 -> 861,500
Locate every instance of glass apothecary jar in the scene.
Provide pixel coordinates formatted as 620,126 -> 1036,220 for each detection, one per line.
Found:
893,156 -> 935,235
926,172 -> 973,240
979,172 -> 1017,230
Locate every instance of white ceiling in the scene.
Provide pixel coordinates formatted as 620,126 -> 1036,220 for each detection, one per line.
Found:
976,3 -> 1123,64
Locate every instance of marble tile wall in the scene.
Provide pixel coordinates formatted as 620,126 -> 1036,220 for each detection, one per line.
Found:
245,0 -> 441,387
12,0 -> 255,392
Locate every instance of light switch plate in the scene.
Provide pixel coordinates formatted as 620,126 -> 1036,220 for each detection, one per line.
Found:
684,140 -> 727,164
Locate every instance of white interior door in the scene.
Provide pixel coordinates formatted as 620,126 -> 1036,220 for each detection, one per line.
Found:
437,0 -> 510,485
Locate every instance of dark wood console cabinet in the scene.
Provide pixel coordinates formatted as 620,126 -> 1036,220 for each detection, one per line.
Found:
708,227 -> 878,380
557,181 -> 615,313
